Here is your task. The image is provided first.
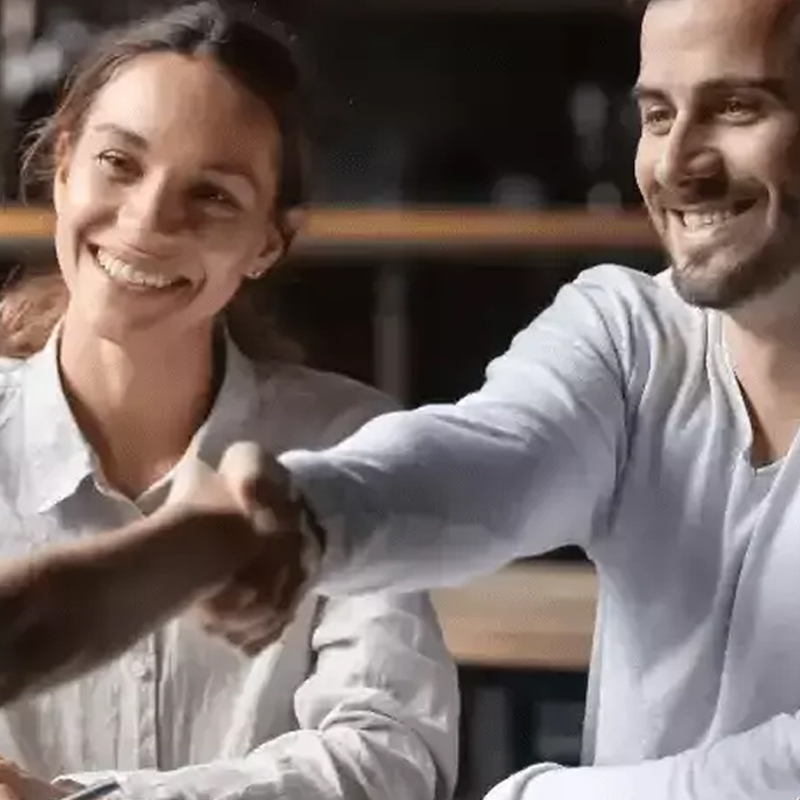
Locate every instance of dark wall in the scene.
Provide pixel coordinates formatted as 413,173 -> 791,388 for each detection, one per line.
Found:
3,3 -> 652,407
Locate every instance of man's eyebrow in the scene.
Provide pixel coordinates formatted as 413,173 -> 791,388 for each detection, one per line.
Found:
631,78 -> 790,104
631,84 -> 667,104
699,78 -> 789,101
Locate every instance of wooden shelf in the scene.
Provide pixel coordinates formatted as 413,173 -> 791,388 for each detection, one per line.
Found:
0,206 -> 658,258
301,207 -> 658,254
330,0 -> 630,12
431,561 -> 597,671
0,206 -> 54,242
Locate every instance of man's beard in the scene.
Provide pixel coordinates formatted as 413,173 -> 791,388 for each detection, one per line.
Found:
670,192 -> 800,310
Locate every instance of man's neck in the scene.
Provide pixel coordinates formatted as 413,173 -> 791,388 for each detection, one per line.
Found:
722,310 -> 800,466
57,316 -> 220,499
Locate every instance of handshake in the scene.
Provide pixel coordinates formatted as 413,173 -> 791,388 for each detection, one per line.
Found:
0,443 -> 320,707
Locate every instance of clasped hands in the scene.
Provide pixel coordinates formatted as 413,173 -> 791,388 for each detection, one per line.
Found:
169,442 -> 320,656
0,443 -> 315,709
0,445 -> 312,799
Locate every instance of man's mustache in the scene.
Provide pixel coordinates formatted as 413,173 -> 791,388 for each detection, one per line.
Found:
654,180 -> 800,220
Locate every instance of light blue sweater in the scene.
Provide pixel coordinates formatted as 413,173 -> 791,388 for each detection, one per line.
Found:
285,264 -> 800,800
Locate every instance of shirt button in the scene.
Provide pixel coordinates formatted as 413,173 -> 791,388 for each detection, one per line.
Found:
130,658 -> 154,681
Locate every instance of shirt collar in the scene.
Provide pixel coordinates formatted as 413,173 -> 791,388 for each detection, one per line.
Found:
17,326 -> 93,514
16,326 -> 262,515
189,328 -> 261,472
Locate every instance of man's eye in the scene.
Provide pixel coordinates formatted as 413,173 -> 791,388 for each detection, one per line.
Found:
640,106 -> 673,134
719,97 -> 760,122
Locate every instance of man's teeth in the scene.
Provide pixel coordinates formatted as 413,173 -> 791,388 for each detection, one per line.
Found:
95,250 -> 179,289
680,210 -> 737,231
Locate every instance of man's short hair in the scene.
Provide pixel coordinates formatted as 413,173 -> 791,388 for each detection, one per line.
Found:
625,0 -> 800,49
626,0 -> 650,14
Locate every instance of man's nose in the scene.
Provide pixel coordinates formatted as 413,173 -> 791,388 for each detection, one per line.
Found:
654,117 -> 723,190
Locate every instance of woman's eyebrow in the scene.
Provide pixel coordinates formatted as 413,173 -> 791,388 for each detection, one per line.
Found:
91,122 -> 149,148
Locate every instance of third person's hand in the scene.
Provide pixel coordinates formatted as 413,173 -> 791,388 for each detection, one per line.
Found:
190,442 -> 324,655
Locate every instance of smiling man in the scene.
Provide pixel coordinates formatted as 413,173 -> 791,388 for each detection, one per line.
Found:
188,0 -> 800,797
634,0 -> 800,318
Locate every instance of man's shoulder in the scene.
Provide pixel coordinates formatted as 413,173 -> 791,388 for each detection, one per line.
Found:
577,263 -> 688,309
554,264 -> 712,393
574,264 -> 706,336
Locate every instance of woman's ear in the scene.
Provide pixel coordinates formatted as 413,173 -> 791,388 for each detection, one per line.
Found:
283,207 -> 306,240
246,208 -> 306,281
52,132 -> 73,213
244,230 -> 283,281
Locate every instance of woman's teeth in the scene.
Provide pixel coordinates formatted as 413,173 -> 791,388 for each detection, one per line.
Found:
94,249 -> 179,289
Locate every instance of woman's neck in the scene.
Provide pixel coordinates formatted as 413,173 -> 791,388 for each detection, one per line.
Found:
57,317 -> 222,499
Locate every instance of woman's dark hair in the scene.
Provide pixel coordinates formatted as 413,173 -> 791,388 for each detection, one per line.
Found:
1,0 -> 306,361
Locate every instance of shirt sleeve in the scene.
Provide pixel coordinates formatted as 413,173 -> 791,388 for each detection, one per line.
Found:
281,267 -> 631,595
59,592 -> 459,800
482,711 -> 800,800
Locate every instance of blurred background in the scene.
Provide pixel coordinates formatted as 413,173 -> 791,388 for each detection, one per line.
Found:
0,0 -> 665,796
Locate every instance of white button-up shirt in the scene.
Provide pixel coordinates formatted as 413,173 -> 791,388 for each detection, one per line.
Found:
0,331 -> 458,800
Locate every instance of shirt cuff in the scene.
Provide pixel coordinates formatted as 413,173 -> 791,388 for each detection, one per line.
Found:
52,774 -> 125,798
483,763 -> 566,800
279,450 -> 345,588
50,777 -> 86,794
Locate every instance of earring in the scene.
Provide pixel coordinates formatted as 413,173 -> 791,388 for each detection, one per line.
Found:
246,267 -> 266,280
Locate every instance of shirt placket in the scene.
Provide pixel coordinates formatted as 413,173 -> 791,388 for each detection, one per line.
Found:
103,491 -> 164,771
128,633 -> 159,768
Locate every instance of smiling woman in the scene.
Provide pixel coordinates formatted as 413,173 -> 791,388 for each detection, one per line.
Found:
1,0 -> 306,362
0,3 -> 458,800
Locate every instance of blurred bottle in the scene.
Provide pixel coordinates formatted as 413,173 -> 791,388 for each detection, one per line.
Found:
569,82 -> 623,211
490,173 -> 547,209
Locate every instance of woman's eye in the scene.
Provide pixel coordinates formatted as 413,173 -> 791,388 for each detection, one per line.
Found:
95,150 -> 138,177
193,184 -> 240,211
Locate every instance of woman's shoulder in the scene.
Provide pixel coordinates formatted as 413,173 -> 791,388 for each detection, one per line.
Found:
255,361 -> 396,414
250,361 -> 398,449
0,357 -> 24,396
0,357 -> 25,431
